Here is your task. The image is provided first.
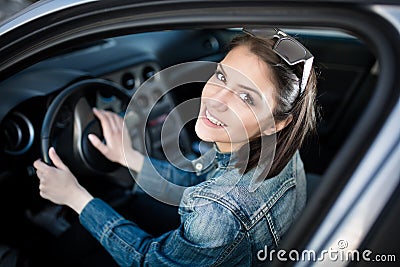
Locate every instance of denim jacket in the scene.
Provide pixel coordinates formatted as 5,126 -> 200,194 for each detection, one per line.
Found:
80,147 -> 306,266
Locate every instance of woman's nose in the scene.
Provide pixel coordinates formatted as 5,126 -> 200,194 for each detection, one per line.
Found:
206,88 -> 230,112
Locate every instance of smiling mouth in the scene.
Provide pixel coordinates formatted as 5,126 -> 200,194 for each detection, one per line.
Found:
205,110 -> 226,126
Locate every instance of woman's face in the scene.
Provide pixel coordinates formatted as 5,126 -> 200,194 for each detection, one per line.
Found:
195,45 -> 278,152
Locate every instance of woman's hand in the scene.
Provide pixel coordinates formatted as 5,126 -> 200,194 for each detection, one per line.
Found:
88,108 -> 131,166
33,147 -> 93,214
89,108 -> 144,172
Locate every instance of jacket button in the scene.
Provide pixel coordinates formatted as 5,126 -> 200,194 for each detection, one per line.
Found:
195,163 -> 203,171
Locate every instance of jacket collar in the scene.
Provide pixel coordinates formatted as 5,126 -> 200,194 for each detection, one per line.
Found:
191,144 -> 238,175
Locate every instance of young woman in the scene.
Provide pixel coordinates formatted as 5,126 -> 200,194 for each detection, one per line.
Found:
34,27 -> 317,266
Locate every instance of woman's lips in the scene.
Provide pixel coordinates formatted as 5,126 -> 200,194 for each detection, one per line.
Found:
204,109 -> 226,127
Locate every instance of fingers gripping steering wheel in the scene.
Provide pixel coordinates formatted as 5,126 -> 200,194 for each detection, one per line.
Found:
40,78 -> 134,184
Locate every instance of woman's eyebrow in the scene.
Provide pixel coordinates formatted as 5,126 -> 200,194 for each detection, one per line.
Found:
218,63 -> 262,99
238,84 -> 263,99
218,63 -> 228,77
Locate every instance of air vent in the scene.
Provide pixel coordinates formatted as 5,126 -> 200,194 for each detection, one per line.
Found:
121,72 -> 136,90
1,112 -> 34,155
142,66 -> 157,80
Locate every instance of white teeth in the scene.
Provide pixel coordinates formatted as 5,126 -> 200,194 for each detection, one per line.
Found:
205,110 -> 225,126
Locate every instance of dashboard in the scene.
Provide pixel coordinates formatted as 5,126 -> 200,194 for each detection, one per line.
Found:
0,30 -> 228,181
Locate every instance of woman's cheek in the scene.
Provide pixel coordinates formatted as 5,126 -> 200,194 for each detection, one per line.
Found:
232,119 -> 264,141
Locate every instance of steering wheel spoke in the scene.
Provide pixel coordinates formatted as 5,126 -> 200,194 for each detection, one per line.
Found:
73,97 -> 94,165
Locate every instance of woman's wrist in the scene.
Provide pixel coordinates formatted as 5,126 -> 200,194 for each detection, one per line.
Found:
67,186 -> 94,214
123,148 -> 144,173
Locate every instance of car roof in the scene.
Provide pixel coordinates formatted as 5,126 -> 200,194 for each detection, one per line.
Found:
1,0 -> 399,35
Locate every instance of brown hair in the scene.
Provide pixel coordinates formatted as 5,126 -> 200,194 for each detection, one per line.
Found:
231,34 -> 318,178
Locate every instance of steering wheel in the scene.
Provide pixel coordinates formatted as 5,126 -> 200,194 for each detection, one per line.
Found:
40,78 -> 140,186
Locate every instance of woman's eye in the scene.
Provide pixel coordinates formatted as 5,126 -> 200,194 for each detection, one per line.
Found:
238,93 -> 254,105
215,71 -> 226,83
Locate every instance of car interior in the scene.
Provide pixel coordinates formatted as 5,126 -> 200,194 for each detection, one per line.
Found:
0,27 -> 377,264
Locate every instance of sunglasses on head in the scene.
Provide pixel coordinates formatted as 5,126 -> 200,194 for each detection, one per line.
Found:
242,27 -> 314,95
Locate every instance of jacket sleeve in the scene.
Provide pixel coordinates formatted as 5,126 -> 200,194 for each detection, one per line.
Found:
79,198 -> 248,267
137,157 -> 203,187
133,157 -> 206,204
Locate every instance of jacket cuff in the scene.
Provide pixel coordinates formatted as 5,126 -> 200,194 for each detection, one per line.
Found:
79,198 -> 124,241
